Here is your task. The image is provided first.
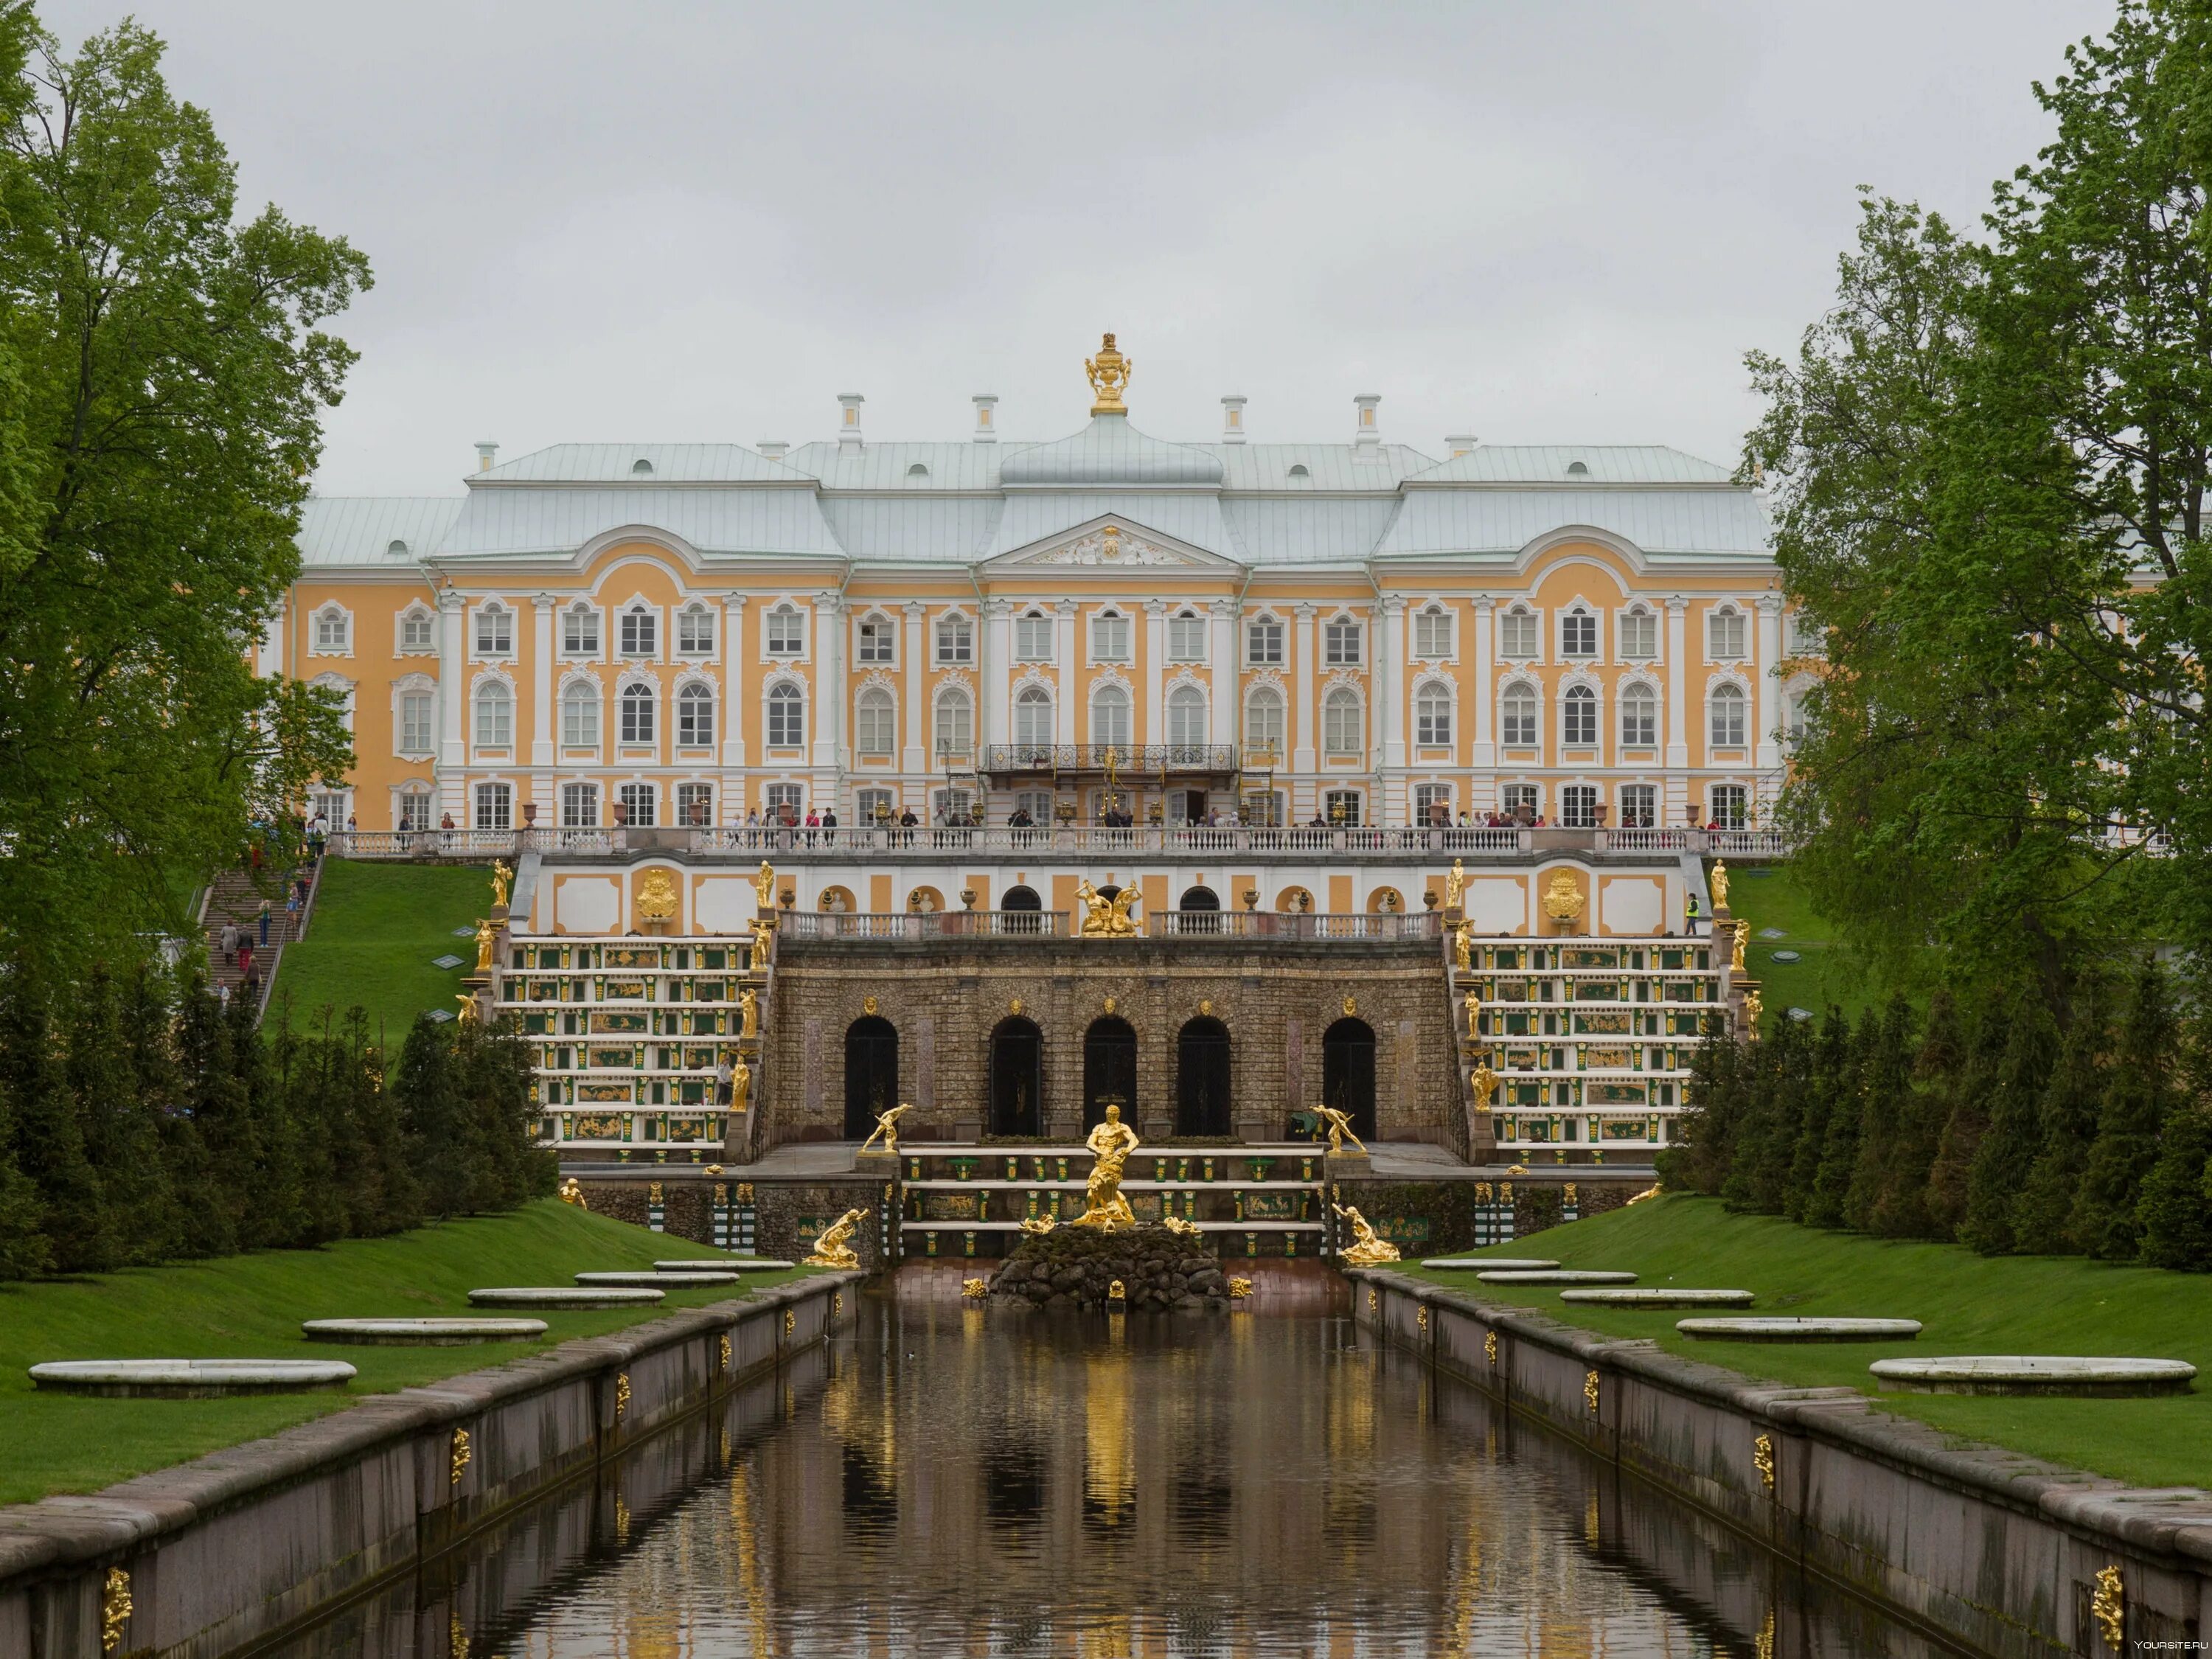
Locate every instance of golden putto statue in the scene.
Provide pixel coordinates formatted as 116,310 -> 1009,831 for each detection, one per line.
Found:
805,1207 -> 867,1270
1332,1203 -> 1401,1266
859,1102 -> 913,1158
558,1177 -> 587,1208
1077,879 -> 1140,937
1312,1103 -> 1368,1158
1072,1105 -> 1141,1231
1085,331 -> 1133,414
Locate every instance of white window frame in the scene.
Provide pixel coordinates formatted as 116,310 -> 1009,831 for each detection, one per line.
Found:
1499,605 -> 1540,661
1620,683 -> 1658,748
473,781 -> 512,830
675,782 -> 714,827
1166,684 -> 1206,747
1709,681 -> 1747,748
618,782 -> 658,828
1561,684 -> 1599,748
1091,682 -> 1133,746
1709,783 -> 1749,831
619,681 -> 657,748
1166,611 -> 1206,664
1618,603 -> 1658,662
1618,783 -> 1658,830
395,678 -> 436,758
1245,614 -> 1285,667
855,685 -> 896,758
1323,615 -> 1362,667
1415,683 -> 1453,748
1560,784 -> 1599,829
397,605 -> 436,655
676,602 -> 714,657
560,782 -> 599,829
561,680 -> 601,750
1322,686 -> 1363,759
473,678 -> 512,749
310,603 -> 352,656
765,604 -> 806,658
1090,610 -> 1131,665
935,611 -> 974,666
396,787 -> 434,832
1708,605 -> 1747,662
1500,681 -> 1539,748
619,602 -> 659,661
934,684 -> 974,758
1245,685 -> 1285,757
562,602 -> 601,658
1015,611 -> 1054,663
1559,606 -> 1599,660
675,681 -> 714,749
766,681 -> 805,748
473,601 -> 513,658
1413,605 -> 1453,661
1013,685 -> 1053,748
855,613 -> 897,667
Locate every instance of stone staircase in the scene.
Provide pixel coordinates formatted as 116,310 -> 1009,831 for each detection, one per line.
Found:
197,856 -> 324,1021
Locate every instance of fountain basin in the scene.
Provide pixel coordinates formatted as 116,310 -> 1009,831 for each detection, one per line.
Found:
29,1359 -> 357,1397
301,1318 -> 548,1346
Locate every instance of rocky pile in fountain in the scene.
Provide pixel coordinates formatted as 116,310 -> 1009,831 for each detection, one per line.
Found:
988,1224 -> 1229,1312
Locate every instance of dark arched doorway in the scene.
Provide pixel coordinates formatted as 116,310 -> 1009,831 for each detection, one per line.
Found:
1175,1017 -> 1231,1136
1001,884 -> 1043,935
1083,1017 -> 1137,1130
989,1016 -> 1043,1136
1178,886 -> 1220,911
1322,1017 -> 1377,1142
844,1015 -> 898,1139
1177,885 -> 1221,935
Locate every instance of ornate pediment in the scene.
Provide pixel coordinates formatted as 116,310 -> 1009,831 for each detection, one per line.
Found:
1032,524 -> 1194,566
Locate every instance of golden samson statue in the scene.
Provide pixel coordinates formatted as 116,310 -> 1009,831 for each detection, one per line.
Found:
1071,1104 -> 1140,1231
805,1208 -> 867,1270
1332,1203 -> 1401,1265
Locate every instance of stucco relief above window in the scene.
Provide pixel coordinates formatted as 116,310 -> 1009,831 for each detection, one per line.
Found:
309,603 -> 352,657
397,603 -> 435,655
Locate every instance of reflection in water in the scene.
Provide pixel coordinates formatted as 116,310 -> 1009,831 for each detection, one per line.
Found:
268,1305 -> 1941,1658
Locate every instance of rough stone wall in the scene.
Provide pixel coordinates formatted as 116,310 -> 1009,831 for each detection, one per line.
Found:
1334,1172 -> 1654,1256
760,936 -> 1460,1150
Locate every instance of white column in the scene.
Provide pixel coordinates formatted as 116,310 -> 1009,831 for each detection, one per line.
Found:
1292,603 -> 1317,774
720,595 -> 748,776
1209,598 -> 1238,751
1664,596 -> 1690,819
1055,599 -> 1079,744
530,594 -> 555,769
1380,594 -> 1406,771
1755,594 -> 1784,772
255,610 -> 283,678
1471,598 -> 1496,771
437,588 -> 466,771
902,601 -> 926,773
983,599 -> 1012,755
1143,599 -> 1167,745
811,591 -> 844,771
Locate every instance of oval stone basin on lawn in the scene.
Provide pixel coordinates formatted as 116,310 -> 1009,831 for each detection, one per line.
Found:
29,1359 -> 358,1397
301,1318 -> 548,1346
654,1258 -> 794,1272
1870,1355 -> 2196,1397
574,1270 -> 740,1288
1477,1270 -> 1638,1286
1677,1317 -> 1921,1343
1560,1288 -> 1753,1309
467,1287 -> 665,1309
1422,1258 -> 1561,1271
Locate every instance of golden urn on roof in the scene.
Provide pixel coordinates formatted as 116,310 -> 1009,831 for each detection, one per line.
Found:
1085,332 -> 1133,415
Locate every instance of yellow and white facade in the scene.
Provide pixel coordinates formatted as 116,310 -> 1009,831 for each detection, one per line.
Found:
274,341 -> 1806,835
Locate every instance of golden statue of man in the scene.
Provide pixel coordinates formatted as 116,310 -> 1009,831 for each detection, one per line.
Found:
1452,922 -> 1472,972
1313,1103 -> 1368,1157
1742,989 -> 1763,1037
805,1207 -> 867,1269
1443,858 -> 1465,911
729,1054 -> 752,1114
737,984 -> 759,1039
753,860 -> 777,908
1332,1203 -> 1401,1265
1468,1061 -> 1498,1110
1072,1104 -> 1141,1231
859,1102 -> 913,1157
1464,988 -> 1482,1042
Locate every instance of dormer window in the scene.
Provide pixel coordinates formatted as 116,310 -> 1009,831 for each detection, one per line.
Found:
1167,609 -> 1206,663
386,539 -> 409,557
906,462 -> 930,481
1324,616 -> 1361,667
677,602 -> 714,655
563,603 -> 600,656
474,602 -> 512,657
1565,459 -> 1589,476
631,457 -> 654,476
856,613 -> 895,665
619,603 -> 658,658
1015,610 -> 1054,662
1500,605 -> 1539,660
765,603 -> 804,655
1287,463 -> 1311,481
1413,604 -> 1452,658
936,613 -> 973,665
1561,606 -> 1598,658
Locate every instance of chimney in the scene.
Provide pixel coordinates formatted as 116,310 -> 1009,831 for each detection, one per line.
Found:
973,394 -> 998,443
1220,394 -> 1248,445
474,441 -> 499,473
1352,394 -> 1381,451
759,440 -> 789,463
837,394 -> 865,451
1445,432 -> 1479,459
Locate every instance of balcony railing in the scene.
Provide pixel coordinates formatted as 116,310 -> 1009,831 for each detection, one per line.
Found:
776,909 -> 1438,942
980,743 -> 1242,775
779,909 -> 1071,940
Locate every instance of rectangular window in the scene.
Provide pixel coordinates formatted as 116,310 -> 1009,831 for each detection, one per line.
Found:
1708,608 -> 1747,659
1620,608 -> 1656,659
620,608 -> 658,658
1414,609 -> 1453,658
1324,694 -> 1362,759
620,688 -> 655,746
1709,784 -> 1748,830
1500,609 -> 1539,659
1168,613 -> 1206,663
473,782 -> 511,830
313,611 -> 348,653
560,782 -> 599,828
400,611 -> 434,653
936,614 -> 973,665
1415,783 -> 1453,823
1561,785 -> 1598,829
563,608 -> 600,655
474,606 -> 512,656
397,793 -> 432,832
1015,613 -> 1054,661
1091,612 -> 1130,662
563,687 -> 599,748
855,693 -> 894,758
619,783 -> 658,827
767,688 -> 804,748
1788,613 -> 1824,656
675,782 -> 713,827
1242,790 -> 1284,827
400,691 -> 434,754
1324,618 -> 1361,665
856,618 -> 895,664
676,687 -> 714,748
1246,616 -> 1284,665
765,608 -> 804,655
856,787 -> 896,827
1013,788 -> 1054,824
1561,612 -> 1597,657
935,695 -> 973,757
1501,783 -> 1540,820
764,782 -> 804,822
678,608 -> 714,655
1416,690 -> 1453,748
476,687 -> 511,748
1619,784 -> 1656,829
1324,789 -> 1363,827
1501,688 -> 1538,748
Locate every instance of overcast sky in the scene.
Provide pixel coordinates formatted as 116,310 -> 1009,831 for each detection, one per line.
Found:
44,0 -> 2119,495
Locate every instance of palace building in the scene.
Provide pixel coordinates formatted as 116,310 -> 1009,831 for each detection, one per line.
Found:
276,334 -> 1808,838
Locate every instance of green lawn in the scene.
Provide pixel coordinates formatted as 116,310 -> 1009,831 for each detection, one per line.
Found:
275,859 -> 498,1042
1408,1194 -> 2212,1490
0,1200 -> 809,1504
1710,861 -> 1872,1020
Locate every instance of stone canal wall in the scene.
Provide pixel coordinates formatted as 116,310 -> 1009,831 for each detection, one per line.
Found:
0,1273 -> 858,1659
1352,1269 -> 2212,1658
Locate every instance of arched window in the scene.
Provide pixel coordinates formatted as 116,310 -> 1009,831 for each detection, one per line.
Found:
1092,683 -> 1132,747
1014,685 -> 1053,748
1562,684 -> 1598,747
399,605 -> 435,653
1287,463 -> 1311,481
1091,609 -> 1131,662
767,681 -> 804,748
1416,684 -> 1453,748
1015,609 -> 1054,662
1245,685 -> 1284,756
1500,605 -> 1539,660
1710,682 -> 1747,748
905,462 -> 930,481
1168,610 -> 1206,663
676,602 -> 714,655
630,456 -> 654,476
561,681 -> 600,748
1621,684 -> 1657,748
855,612 -> 894,664
474,680 -> 512,748
1620,604 -> 1657,660
1501,681 -> 1538,748
310,604 -> 349,654
619,682 -> 655,745
620,603 -> 658,658
1323,686 -> 1361,758
934,685 -> 973,758
855,686 -> 895,758
676,682 -> 714,748
1166,684 -> 1206,748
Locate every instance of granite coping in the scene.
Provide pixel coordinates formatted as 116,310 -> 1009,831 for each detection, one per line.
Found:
0,1272 -> 858,1584
1349,1267 -> 2212,1570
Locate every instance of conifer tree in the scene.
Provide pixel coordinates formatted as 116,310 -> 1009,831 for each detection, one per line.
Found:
1926,1007 -> 2007,1238
1844,997 -> 1916,1231
2011,987 -> 2108,1254
1959,995 -> 2059,1254
1867,992 -> 1958,1238
0,980 -> 50,1279
171,980 -> 243,1258
271,1004 -> 341,1245
2139,1104 -> 2212,1271
224,991 -> 302,1250
0,970 -> 114,1273
66,963 -> 179,1265
1739,1012 -> 1812,1213
2070,959 -> 2179,1260
1663,1032 -> 1743,1196
347,1011 -> 420,1235
397,1014 -> 470,1220
1786,1009 -> 1851,1222
1809,1011 -> 1877,1228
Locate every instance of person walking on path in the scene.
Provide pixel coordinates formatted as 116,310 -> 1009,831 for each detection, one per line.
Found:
286,888 -> 301,932
257,900 -> 271,949
220,920 -> 240,966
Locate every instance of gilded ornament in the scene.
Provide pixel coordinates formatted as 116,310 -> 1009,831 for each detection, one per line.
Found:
1161,1214 -> 1200,1239
490,860 -> 512,910
1367,1287 -> 1379,1314
717,1333 -> 731,1372
1464,988 -> 1482,1041
737,986 -> 759,1038
1343,994 -> 1357,1018
1443,858 -> 1465,911
1742,989 -> 1763,1036
1753,1432 -> 1775,1493
1085,331 -> 1133,414
1563,1183 -> 1579,1204
450,1427 -> 472,1486
635,867 -> 679,923
705,1164 -> 723,1177
1227,1276 -> 1253,1299
1071,1105 -> 1141,1231
1585,1369 -> 1601,1415
2091,1565 -> 2124,1647
102,1567 -> 131,1655
862,995 -> 879,1015
1627,1183 -> 1662,1206
805,1207 -> 867,1269
729,1054 -> 752,1114
1313,1104 -> 1368,1157
1107,1278 -> 1127,1302
1709,860 -> 1731,913
1452,922 -> 1472,971
1484,1329 -> 1499,1368
647,1180 -> 664,1204
1009,995 -> 1023,1015
1103,994 -> 1116,1014
1731,920 -> 1747,973
1333,1203 -> 1400,1265
1540,870 -> 1585,925
832,1292 -> 844,1316
1416,1304 -> 1430,1332
752,860 -> 777,907
1468,1062 -> 1498,1110
456,991 -> 479,1024
859,1102 -> 914,1157
474,916 -> 496,970
961,1277 -> 988,1298
1019,1215 -> 1057,1235
558,1177 -> 588,1208
784,1307 -> 796,1335
1075,877 -> 1140,936
613,1371 -> 631,1422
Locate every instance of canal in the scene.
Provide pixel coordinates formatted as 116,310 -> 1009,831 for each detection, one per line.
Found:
272,1301 -> 1949,1657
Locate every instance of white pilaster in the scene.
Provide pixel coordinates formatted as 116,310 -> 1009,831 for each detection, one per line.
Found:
983,599 -> 1012,756
720,595 -> 748,776
1665,595 -> 1690,821
1292,602 -> 1317,775
1143,599 -> 1167,745
902,601 -> 926,773
1471,597 -> 1497,771
436,588 -> 466,801
1755,593 -> 1784,771
530,594 -> 555,769
1380,594 -> 1407,772
811,591 -> 844,773
1055,599 -> 1079,745
1210,598 -> 1239,751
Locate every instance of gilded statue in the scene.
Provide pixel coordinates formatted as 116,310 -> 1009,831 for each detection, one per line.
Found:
1072,1104 -> 1141,1231
1541,870 -> 1585,927
1313,1103 -> 1368,1158
859,1102 -> 913,1158
1085,330 -> 1133,415
1468,1061 -> 1498,1110
805,1207 -> 867,1270
737,985 -> 759,1039
751,917 -> 774,959
1161,1214 -> 1200,1239
1019,1215 -> 1057,1236
1463,988 -> 1482,1042
961,1277 -> 988,1299
455,992 -> 479,1024
1730,920 -> 1747,973
474,917 -> 495,971
558,1177 -> 587,1209
1710,860 -> 1730,914
1332,1203 -> 1401,1266
490,860 -> 512,910
1742,989 -> 1763,1037
1452,922 -> 1472,972
1077,880 -> 1140,938
753,860 -> 777,908
1443,858 -> 1465,912
729,1054 -> 752,1114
